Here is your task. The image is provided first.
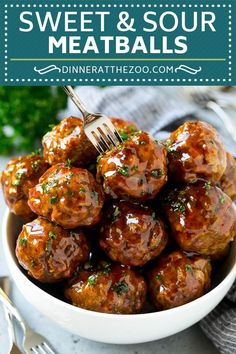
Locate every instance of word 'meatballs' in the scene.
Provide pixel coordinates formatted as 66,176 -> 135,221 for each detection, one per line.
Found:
28,163 -> 104,228
163,182 -> 236,258
97,131 -> 168,202
100,201 -> 168,266
167,121 -> 227,183
16,217 -> 90,283
148,251 -> 211,310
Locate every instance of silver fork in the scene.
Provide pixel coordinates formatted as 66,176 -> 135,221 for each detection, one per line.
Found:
0,287 -> 57,354
187,87 -> 236,144
63,86 -> 123,154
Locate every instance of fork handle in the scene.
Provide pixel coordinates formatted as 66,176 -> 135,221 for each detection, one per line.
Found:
63,86 -> 90,119
0,287 -> 26,332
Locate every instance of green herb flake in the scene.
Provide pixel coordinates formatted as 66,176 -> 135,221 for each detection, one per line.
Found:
30,148 -> 41,157
30,260 -> 36,268
113,280 -> 129,296
48,124 -> 55,130
204,181 -> 211,190
102,262 -> 111,275
219,196 -> 226,205
45,240 -> 52,252
79,187 -> 86,193
112,206 -> 120,221
151,169 -> 164,179
171,201 -> 185,213
152,212 -> 157,221
66,159 -> 72,168
156,274 -> 162,281
12,179 -> 21,187
50,196 -> 58,204
118,166 -> 129,177
185,264 -> 192,272
49,231 -> 57,239
42,180 -> 58,194
96,155 -> 103,163
139,141 -> 146,145
88,274 -> 97,286
20,237 -> 27,247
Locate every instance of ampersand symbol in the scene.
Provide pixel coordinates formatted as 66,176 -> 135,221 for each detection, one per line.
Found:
117,11 -> 136,32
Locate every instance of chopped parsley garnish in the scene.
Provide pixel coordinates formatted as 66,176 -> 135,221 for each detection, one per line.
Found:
48,124 -> 55,129
97,155 -> 102,163
12,179 -> 21,187
185,264 -> 192,272
20,237 -> 27,247
88,274 -> 97,286
139,141 -> 146,145
42,180 -> 58,194
102,262 -> 111,275
156,274 -> 162,281
30,148 -> 41,157
49,231 -> 57,239
112,206 -> 120,221
171,201 -> 185,213
118,166 -> 129,177
79,187 -> 86,193
50,196 -> 58,204
66,159 -> 72,168
151,169 -> 164,178
152,212 -> 157,220
113,280 -> 129,296
45,240 -> 52,252
120,131 -> 129,141
204,181 -> 211,190
219,196 -> 226,204
91,191 -> 99,203
15,171 -> 25,180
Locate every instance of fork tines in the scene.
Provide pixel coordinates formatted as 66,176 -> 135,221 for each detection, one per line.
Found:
85,117 -> 123,154
30,341 -> 56,354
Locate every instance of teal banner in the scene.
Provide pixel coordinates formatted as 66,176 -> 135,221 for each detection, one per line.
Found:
0,0 -> 235,85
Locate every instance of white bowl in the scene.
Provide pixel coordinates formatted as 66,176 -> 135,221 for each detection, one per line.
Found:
3,210 -> 236,344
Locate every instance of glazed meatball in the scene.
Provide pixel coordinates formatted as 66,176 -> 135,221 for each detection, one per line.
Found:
1,153 -> 49,221
42,117 -> 97,166
28,164 -> 104,228
99,201 -> 168,266
65,261 -> 147,314
111,117 -> 138,141
148,251 -> 211,310
167,121 -> 227,183
163,182 -> 236,258
97,131 -> 168,201
219,152 -> 236,201
16,217 -> 90,283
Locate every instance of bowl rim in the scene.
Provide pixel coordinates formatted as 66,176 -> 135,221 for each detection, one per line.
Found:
3,209 -> 236,320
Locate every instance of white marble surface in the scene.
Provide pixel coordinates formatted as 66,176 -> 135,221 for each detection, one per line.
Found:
0,155 -> 219,354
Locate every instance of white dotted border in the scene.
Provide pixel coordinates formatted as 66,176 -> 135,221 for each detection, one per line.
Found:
4,3 -> 233,84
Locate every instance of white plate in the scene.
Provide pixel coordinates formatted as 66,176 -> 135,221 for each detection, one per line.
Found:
2,210 -> 236,344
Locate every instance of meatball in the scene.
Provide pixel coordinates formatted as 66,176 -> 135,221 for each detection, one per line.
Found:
42,116 -> 98,166
99,201 -> 168,266
219,152 -> 236,201
111,117 -> 138,141
65,261 -> 147,314
167,121 -> 227,183
97,131 -> 168,201
163,182 -> 236,258
1,153 -> 49,221
28,164 -> 104,228
16,217 -> 90,283
148,251 -> 211,310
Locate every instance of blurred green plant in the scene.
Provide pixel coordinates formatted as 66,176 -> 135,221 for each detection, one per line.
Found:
0,87 -> 67,155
